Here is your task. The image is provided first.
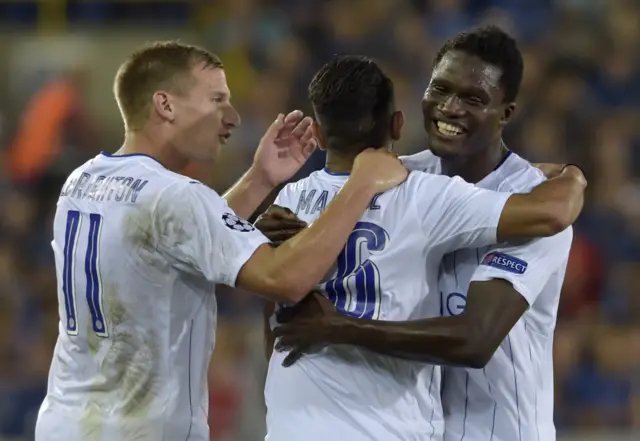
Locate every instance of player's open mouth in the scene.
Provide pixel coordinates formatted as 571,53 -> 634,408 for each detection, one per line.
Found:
432,120 -> 467,138
219,134 -> 230,144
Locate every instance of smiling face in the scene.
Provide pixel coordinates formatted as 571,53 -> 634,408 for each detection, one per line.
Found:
422,50 -> 515,160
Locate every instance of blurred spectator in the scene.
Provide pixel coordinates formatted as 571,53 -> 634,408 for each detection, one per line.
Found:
5,67 -> 98,185
560,233 -> 605,322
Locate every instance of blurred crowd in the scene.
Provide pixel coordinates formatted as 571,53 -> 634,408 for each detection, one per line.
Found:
0,0 -> 638,440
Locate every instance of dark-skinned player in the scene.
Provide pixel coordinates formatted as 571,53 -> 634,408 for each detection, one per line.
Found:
259,36 -> 585,441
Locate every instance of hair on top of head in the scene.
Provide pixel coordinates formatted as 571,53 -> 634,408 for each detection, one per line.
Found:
308,55 -> 395,152
114,40 -> 223,131
434,25 -> 523,103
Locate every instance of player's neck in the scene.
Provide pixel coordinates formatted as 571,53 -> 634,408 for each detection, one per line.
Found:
441,140 -> 509,183
324,151 -> 356,174
118,131 -> 188,173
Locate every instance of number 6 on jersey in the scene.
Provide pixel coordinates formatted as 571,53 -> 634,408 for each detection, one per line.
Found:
324,221 -> 388,319
62,210 -> 108,338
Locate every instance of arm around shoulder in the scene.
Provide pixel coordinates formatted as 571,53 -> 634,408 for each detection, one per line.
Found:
497,165 -> 586,241
236,148 -> 408,303
236,177 -> 378,304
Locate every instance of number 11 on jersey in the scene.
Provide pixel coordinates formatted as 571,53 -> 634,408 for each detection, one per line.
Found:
62,210 -> 108,338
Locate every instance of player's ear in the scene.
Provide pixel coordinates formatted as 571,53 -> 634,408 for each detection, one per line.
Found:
312,121 -> 327,151
500,102 -> 516,128
152,91 -> 176,122
390,110 -> 404,141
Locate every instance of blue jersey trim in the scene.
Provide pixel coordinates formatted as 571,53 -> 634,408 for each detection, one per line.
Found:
493,150 -> 512,171
322,167 -> 350,176
100,151 -> 166,168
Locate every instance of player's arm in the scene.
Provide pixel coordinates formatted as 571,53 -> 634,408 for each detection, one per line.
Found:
236,149 -> 406,303
275,229 -> 573,368
421,165 -> 586,254
156,149 -> 405,305
257,165 -> 587,254
278,281 -> 521,368
236,177 -> 377,303
496,165 -> 586,240
254,204 -> 307,360
223,167 -> 275,219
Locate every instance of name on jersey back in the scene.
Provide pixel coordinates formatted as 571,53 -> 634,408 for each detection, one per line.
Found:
295,189 -> 382,216
60,172 -> 148,204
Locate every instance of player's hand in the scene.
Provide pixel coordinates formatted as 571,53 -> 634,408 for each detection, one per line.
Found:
532,163 -> 564,179
254,204 -> 307,246
253,111 -> 318,188
351,148 -> 408,193
273,292 -> 338,367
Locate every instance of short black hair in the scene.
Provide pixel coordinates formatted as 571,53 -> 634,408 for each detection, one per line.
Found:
434,25 -> 523,103
308,55 -> 395,152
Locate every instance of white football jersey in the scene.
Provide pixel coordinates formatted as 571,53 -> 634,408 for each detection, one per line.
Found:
404,150 -> 572,441
36,152 -> 269,441
265,168 -> 513,441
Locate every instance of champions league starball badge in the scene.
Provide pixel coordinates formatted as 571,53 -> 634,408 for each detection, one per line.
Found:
222,212 -> 256,232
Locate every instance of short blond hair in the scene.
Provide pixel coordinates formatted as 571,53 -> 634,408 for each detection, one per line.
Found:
114,41 -> 223,131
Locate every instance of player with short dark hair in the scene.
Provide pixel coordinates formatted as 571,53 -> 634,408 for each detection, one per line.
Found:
423,25 -> 524,181
433,24 -> 523,102
34,41 -> 409,441
308,55 -> 397,153
270,26 -> 576,441
260,51 -> 584,441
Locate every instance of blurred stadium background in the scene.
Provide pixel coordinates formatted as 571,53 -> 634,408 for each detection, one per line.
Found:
0,0 -> 638,440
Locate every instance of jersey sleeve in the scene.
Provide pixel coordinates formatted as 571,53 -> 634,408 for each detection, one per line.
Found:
154,181 -> 269,287
471,227 -> 573,305
412,172 -> 512,252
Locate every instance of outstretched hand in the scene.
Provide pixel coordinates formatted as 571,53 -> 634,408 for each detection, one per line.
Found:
254,111 -> 318,187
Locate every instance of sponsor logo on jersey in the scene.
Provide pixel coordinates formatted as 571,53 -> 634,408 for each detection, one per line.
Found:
481,252 -> 527,274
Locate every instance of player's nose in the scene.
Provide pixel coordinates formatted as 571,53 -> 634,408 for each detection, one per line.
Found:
224,104 -> 241,128
438,96 -> 465,116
